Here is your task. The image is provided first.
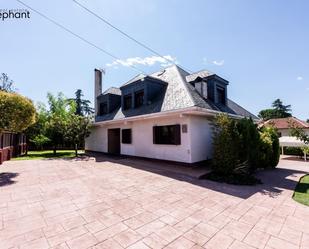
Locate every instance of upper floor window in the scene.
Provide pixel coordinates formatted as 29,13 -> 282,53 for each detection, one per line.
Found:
135,90 -> 144,108
216,86 -> 226,105
99,102 -> 108,115
153,125 -> 181,145
123,94 -> 132,110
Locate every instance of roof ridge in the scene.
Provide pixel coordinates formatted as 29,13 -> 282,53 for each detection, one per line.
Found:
173,65 -> 195,107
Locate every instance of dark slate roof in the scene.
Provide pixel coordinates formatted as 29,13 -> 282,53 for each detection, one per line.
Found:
102,87 -> 121,95
96,65 -> 257,122
186,69 -> 214,82
121,74 -> 146,87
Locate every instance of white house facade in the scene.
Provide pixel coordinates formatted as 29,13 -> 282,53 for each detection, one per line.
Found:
85,65 -> 256,163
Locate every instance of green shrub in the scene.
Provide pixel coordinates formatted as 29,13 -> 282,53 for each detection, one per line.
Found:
284,147 -> 303,156
210,114 -> 280,185
211,114 -> 240,176
30,134 -> 51,151
237,118 -> 260,173
211,114 -> 261,177
258,127 -> 280,168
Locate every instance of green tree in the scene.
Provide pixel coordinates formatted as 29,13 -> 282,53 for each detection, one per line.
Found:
46,92 -> 76,155
65,115 -> 91,156
0,91 -> 36,132
0,73 -> 15,92
258,99 -> 292,120
290,126 -> 309,145
272,99 -> 292,117
69,89 -> 94,116
30,134 -> 50,151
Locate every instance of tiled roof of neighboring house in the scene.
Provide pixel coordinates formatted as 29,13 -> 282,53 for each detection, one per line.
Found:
262,117 -> 309,129
96,65 -> 258,122
102,87 -> 121,95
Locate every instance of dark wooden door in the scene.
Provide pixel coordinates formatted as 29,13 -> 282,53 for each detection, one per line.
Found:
108,128 -> 121,154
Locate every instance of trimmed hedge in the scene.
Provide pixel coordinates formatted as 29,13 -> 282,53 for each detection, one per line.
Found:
208,114 -> 280,185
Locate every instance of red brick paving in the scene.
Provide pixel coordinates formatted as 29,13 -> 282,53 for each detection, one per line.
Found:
0,156 -> 308,248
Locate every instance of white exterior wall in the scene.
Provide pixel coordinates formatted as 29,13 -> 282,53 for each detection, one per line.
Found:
189,116 -> 213,163
86,115 -> 194,163
85,126 -> 107,152
278,128 -> 309,137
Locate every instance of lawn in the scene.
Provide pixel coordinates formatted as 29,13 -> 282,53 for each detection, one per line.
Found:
293,174 -> 309,206
12,150 -> 85,160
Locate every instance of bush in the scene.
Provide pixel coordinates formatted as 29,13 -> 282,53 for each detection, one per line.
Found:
30,134 -> 51,151
284,147 -> 303,156
0,91 -> 36,132
209,114 -> 280,185
211,114 -> 261,182
258,127 -> 280,168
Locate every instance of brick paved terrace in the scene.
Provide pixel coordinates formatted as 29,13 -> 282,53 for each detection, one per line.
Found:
0,155 -> 308,249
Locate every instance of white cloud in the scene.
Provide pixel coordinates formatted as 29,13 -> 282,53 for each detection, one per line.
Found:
212,60 -> 225,66
106,55 -> 177,68
297,76 -> 303,81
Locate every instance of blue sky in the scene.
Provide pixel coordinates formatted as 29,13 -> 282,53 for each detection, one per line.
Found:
1,0 -> 308,119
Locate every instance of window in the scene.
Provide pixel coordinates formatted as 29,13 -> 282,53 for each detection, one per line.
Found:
123,94 -> 132,110
122,129 -> 132,144
134,90 -> 144,108
216,87 -> 226,105
153,125 -> 181,145
99,102 -> 108,115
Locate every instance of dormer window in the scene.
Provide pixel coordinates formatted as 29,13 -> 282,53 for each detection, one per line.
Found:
99,102 -> 107,115
135,90 -> 144,108
123,94 -> 132,110
216,86 -> 226,105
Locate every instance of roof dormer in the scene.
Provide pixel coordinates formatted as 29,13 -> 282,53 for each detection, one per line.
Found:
120,75 -> 167,111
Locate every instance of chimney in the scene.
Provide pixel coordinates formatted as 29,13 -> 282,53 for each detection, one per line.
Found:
94,68 -> 105,115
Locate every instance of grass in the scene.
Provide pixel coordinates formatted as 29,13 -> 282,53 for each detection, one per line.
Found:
293,174 -> 309,206
12,150 -> 85,161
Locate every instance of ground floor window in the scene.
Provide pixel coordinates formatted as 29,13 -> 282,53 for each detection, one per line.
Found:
153,125 -> 181,145
122,129 -> 132,144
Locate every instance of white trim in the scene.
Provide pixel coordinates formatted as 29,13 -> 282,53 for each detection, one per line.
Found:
92,107 -> 252,127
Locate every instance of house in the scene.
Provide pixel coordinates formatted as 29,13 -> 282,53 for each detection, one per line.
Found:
261,117 -> 309,137
85,65 -> 257,163
261,117 -> 309,156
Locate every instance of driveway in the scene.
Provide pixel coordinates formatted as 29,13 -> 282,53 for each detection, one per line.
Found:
0,156 -> 308,249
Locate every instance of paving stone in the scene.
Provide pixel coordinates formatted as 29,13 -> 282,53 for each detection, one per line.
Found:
243,228 -> 270,249
165,236 -> 195,249
266,236 -> 299,249
113,229 -> 143,248
154,225 -> 182,243
0,157 -> 308,249
66,232 -> 98,249
204,233 -> 234,249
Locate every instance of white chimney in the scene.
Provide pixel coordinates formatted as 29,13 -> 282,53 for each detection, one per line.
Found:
94,68 -> 105,115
